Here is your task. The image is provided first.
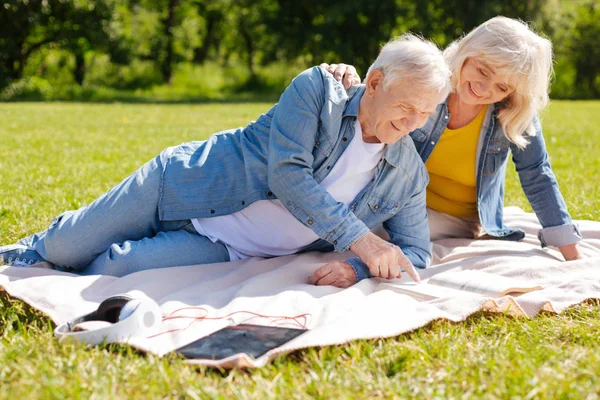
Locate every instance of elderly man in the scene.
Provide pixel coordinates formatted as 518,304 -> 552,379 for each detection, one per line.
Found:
1,34 -> 451,287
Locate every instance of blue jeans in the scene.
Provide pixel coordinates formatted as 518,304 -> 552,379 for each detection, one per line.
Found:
23,154 -> 230,277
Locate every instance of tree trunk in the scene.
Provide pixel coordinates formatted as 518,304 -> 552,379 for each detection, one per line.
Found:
161,0 -> 178,84
193,10 -> 220,64
238,14 -> 255,79
73,49 -> 85,85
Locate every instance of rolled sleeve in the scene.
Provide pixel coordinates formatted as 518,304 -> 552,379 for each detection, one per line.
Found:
538,223 -> 582,248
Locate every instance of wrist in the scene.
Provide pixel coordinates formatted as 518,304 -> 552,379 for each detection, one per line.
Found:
349,232 -> 370,254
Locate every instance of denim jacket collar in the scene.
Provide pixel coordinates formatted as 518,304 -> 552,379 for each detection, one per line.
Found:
342,85 -> 364,118
344,85 -> 405,168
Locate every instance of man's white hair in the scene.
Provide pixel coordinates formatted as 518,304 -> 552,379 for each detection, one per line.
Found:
444,16 -> 553,148
366,33 -> 452,97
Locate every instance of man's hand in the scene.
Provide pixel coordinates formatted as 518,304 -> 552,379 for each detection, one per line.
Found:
319,63 -> 361,89
559,243 -> 584,261
308,260 -> 358,288
349,232 -> 421,282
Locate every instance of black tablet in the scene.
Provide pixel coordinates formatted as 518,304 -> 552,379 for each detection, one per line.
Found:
174,324 -> 307,360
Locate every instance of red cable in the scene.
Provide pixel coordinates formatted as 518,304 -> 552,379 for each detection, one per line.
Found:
147,306 -> 311,339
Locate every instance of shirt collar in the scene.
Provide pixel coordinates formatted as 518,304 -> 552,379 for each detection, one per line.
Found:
342,85 -> 365,118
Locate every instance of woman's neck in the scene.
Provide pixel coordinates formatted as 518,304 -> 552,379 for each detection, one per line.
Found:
446,93 -> 485,130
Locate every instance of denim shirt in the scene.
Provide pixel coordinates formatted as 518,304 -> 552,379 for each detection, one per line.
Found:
410,99 -> 582,248
159,67 -> 431,279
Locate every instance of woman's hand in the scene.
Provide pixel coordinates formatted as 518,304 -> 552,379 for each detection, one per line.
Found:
319,63 -> 361,89
308,260 -> 358,288
349,232 -> 421,282
559,243 -> 584,261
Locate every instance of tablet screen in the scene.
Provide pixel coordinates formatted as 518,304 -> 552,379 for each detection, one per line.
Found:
174,324 -> 307,360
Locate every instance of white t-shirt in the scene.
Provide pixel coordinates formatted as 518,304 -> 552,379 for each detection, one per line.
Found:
192,121 -> 385,260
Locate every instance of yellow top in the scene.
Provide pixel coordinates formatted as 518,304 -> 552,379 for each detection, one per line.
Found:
425,106 -> 487,218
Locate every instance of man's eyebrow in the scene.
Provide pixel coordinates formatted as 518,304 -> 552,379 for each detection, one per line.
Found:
406,101 -> 435,114
398,97 -> 436,114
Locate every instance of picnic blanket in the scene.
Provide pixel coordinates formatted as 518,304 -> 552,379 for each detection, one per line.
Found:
1,207 -> 599,368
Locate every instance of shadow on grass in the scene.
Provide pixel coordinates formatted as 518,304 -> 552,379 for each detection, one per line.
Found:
0,290 -> 53,335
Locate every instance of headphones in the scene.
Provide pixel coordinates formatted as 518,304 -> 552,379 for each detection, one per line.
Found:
54,292 -> 162,346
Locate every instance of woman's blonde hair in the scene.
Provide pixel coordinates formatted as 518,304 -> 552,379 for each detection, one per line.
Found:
444,16 -> 553,148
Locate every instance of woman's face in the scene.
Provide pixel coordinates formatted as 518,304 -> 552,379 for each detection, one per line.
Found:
457,57 -> 516,105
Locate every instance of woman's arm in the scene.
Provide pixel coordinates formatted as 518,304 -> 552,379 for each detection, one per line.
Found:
510,116 -> 583,260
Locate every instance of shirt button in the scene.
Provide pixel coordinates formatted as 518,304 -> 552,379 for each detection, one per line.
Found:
307,220 -> 313,225
374,205 -> 379,209
316,141 -> 321,146
431,141 -> 435,145
342,137 -> 348,142
444,115 -> 449,120
333,240 -> 337,245
241,201 -> 245,205
267,191 -> 273,196
326,165 -> 331,170
210,209 -> 215,214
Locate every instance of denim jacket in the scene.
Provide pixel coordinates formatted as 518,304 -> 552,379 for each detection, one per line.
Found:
159,67 -> 431,278
410,99 -> 581,248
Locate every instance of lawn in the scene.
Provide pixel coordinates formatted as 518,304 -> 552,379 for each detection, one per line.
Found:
0,100 -> 599,399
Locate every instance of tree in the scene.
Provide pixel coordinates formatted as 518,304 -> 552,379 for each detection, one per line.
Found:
570,3 -> 600,97
0,0 -> 113,88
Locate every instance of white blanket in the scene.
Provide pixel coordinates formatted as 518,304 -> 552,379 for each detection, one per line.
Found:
1,207 -> 599,368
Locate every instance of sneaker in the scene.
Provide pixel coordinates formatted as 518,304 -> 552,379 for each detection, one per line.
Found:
0,244 -> 48,267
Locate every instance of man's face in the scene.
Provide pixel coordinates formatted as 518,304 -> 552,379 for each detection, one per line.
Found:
364,70 -> 442,144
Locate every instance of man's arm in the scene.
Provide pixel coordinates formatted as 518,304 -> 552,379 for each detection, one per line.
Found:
267,67 -> 370,252
344,185 -> 431,282
310,175 -> 431,287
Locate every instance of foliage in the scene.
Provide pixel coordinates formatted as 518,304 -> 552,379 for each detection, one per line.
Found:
0,0 -> 599,99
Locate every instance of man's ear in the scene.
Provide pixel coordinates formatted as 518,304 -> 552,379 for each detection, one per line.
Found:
365,69 -> 384,98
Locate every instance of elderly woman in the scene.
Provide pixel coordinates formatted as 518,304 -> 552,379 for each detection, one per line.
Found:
1,35 -> 451,286
318,16 -> 584,286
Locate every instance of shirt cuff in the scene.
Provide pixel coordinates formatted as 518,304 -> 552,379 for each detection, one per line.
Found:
538,223 -> 582,248
345,257 -> 372,282
327,216 -> 370,252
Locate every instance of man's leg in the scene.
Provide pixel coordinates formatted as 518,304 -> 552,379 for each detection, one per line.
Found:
78,227 -> 230,277
20,151 -> 184,270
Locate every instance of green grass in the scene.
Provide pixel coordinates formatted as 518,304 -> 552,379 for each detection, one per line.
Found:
0,100 -> 599,399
